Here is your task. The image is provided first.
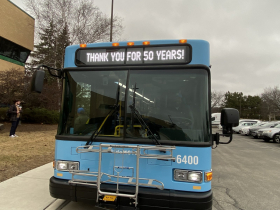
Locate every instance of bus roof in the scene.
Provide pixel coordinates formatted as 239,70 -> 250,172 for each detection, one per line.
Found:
64,39 -> 210,68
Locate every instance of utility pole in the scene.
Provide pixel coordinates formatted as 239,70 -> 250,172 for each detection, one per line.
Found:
110,0 -> 114,42
239,95 -> 242,118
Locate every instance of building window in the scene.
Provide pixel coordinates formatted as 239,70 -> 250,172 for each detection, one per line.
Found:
0,36 -> 30,63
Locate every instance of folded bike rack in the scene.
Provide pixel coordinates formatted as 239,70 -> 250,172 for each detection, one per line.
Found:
69,144 -> 176,208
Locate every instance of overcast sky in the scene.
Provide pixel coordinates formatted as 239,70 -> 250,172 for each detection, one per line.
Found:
10,0 -> 280,96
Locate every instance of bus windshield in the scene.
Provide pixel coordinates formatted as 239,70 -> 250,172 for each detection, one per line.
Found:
58,68 -> 210,143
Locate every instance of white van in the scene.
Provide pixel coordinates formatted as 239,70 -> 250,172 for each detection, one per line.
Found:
211,113 -> 221,127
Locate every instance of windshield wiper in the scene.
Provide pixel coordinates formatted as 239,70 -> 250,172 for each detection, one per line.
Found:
129,105 -> 160,145
168,115 -> 177,128
86,83 -> 121,145
128,83 -> 160,145
86,104 -> 119,145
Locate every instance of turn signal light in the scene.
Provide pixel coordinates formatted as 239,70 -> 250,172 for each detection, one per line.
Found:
179,39 -> 187,44
205,171 -> 212,182
80,44 -> 87,48
112,42 -> 119,47
143,41 -> 150,45
127,42 -> 134,46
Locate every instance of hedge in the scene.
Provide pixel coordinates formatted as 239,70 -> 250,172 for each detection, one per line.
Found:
0,107 -> 59,124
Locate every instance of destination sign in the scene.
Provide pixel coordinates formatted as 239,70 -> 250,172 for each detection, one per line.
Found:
75,44 -> 191,66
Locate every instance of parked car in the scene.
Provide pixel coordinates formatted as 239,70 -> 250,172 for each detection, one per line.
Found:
233,122 -> 257,133
239,119 -> 262,124
218,119 -> 261,130
259,124 -> 280,143
271,132 -> 280,144
250,122 -> 280,138
240,123 -> 264,135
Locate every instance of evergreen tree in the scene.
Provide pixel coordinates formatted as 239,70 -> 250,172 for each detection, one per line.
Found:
31,20 -> 57,67
56,22 -> 71,68
30,20 -> 71,82
222,91 -> 262,119
243,95 -> 262,119
31,20 -> 71,69
222,92 -> 244,110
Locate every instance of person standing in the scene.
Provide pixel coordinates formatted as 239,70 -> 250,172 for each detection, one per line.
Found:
9,99 -> 22,137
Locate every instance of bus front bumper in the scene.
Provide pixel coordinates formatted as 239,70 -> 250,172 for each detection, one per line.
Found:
50,176 -> 212,210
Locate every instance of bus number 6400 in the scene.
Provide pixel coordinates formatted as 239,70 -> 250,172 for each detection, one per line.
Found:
176,155 -> 199,165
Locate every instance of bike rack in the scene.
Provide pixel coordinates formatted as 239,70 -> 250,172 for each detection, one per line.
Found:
69,144 -> 176,208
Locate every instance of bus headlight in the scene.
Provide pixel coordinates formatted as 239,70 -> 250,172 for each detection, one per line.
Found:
174,169 -> 202,183
188,171 -> 202,182
174,170 -> 188,181
56,161 -> 79,171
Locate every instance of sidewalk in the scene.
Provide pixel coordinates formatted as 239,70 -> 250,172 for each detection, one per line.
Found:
0,162 -> 54,210
0,163 -> 218,210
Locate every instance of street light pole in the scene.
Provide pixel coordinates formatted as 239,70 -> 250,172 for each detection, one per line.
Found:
239,95 -> 242,118
240,98 -> 241,117
110,0 -> 114,42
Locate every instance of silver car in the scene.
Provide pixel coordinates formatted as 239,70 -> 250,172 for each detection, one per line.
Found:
240,123 -> 263,135
233,122 -> 256,133
261,124 -> 280,143
218,119 -> 261,130
250,122 -> 278,138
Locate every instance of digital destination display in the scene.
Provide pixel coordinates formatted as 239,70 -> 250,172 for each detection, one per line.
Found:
75,44 -> 191,66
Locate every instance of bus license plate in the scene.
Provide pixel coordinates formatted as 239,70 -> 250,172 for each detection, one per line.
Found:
103,195 -> 117,202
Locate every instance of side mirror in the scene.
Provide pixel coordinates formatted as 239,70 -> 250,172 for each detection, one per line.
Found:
221,108 -> 239,135
31,70 -> 45,93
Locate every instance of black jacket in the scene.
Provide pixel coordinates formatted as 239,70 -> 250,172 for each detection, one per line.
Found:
8,104 -> 22,121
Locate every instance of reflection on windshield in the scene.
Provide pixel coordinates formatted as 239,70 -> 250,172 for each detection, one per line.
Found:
58,69 -> 210,143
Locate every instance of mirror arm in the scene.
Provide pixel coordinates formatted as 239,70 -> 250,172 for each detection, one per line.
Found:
212,133 -> 220,145
219,134 -> 233,144
212,133 -> 233,147
38,64 -> 63,79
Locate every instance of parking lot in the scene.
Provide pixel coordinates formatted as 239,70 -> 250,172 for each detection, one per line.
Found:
212,129 -> 280,210
43,130 -> 280,210
1,129 -> 280,210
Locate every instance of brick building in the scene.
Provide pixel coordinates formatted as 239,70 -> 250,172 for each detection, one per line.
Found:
0,0 -> 34,71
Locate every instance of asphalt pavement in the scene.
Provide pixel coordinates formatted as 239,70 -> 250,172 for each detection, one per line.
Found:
1,130 -> 280,210
212,130 -> 280,210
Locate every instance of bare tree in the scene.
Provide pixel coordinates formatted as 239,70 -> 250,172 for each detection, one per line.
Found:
0,68 -> 61,110
24,0 -> 123,44
23,0 -> 123,111
211,90 -> 224,109
261,87 -> 280,110
0,68 -> 26,105
261,86 -> 280,120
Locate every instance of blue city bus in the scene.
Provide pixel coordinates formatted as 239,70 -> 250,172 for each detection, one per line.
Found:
31,39 -> 239,210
